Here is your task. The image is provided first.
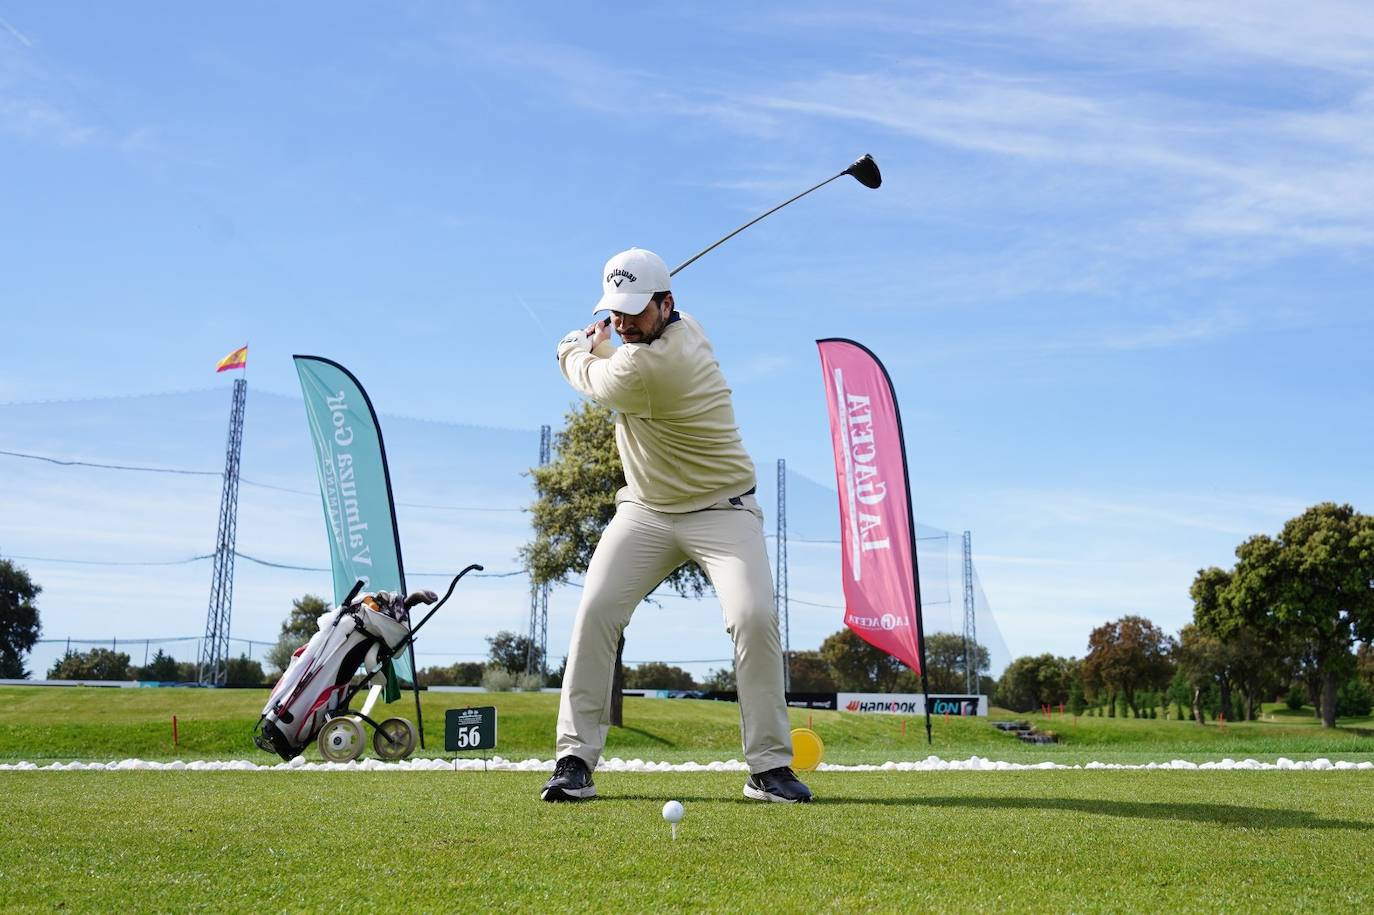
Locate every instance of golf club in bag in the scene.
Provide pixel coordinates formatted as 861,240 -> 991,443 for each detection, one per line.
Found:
253,563 -> 483,762
593,153 -> 882,331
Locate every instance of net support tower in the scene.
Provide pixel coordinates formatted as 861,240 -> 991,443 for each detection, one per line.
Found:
962,529 -> 977,694
199,377 -> 246,686
526,424 -> 552,676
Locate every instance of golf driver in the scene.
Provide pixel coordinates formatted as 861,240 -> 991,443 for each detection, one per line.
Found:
670,153 -> 881,277
592,154 -> 881,330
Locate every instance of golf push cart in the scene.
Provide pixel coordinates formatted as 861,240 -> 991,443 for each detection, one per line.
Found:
253,563 -> 482,763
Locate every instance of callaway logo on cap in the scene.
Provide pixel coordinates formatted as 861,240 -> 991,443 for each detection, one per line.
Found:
593,248 -> 670,315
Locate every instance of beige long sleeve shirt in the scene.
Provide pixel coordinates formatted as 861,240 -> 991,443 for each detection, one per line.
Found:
557,312 -> 756,513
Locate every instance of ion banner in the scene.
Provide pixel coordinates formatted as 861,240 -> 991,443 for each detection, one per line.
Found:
294,356 -> 422,731
816,338 -> 928,682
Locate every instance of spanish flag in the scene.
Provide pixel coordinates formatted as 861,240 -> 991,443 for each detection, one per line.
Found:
216,345 -> 248,373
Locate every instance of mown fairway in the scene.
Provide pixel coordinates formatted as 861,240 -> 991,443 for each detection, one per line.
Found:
2,770 -> 1371,912
1,686 -> 1371,765
3,687 -> 1372,912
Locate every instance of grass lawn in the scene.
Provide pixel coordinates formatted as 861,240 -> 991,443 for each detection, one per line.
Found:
1,769 -> 1370,912
4,687 -> 1371,911
1,686 -> 1371,765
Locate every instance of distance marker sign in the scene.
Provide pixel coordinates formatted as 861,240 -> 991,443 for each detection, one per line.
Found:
444,706 -> 497,752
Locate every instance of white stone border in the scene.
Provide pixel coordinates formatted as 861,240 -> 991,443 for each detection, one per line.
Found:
1,755 -> 1371,772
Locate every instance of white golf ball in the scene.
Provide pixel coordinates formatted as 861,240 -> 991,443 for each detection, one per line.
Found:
661,800 -> 684,823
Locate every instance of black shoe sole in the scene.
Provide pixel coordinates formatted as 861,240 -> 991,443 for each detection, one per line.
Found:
541,784 -> 597,802
743,783 -> 812,803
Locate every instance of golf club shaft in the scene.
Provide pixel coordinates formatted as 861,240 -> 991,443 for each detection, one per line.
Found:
592,155 -> 877,330
669,169 -> 849,277
595,171 -> 846,330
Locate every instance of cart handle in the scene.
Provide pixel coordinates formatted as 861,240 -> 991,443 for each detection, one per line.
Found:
408,563 -> 483,637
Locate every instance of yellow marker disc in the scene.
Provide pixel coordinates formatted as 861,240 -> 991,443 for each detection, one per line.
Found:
790,727 -> 825,772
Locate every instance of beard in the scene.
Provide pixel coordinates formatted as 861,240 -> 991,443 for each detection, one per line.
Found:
617,307 -> 670,344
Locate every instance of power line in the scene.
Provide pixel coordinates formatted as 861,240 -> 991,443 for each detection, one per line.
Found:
32,636 -> 734,667
9,553 -> 215,567
231,551 -> 526,578
1,448 -> 526,512
0,449 -> 218,476
8,548 -> 899,605
0,385 -> 542,435
789,596 -> 844,610
8,549 -> 525,579
0,386 -> 223,408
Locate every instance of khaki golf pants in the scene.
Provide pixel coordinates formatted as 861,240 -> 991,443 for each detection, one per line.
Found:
556,493 -> 793,774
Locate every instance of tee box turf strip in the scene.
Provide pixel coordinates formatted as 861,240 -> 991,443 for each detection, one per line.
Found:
2,686 -> 1371,765
2,687 -> 1372,911
1,770 -> 1371,912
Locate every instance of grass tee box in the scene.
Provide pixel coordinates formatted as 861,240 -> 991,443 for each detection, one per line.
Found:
1,686 -> 1372,765
1,770 -> 1371,912
2,684 -> 1374,763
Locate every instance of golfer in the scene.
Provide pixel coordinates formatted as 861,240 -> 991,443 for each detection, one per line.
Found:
542,247 -> 810,804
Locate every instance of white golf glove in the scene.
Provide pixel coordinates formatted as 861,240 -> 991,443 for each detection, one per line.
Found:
558,328 -> 592,357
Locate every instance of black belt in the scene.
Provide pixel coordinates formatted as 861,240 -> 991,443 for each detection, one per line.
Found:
728,486 -> 756,507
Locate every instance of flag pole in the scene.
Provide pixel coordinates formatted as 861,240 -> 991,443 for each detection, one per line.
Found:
852,340 -> 932,745
891,392 -> 933,746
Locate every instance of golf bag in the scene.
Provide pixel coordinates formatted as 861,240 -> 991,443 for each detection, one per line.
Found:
252,583 -> 431,761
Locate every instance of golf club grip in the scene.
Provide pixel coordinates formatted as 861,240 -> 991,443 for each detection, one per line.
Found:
343,579 -> 366,606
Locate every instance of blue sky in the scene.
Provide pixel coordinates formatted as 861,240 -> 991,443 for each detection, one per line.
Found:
3,2 -> 1372,680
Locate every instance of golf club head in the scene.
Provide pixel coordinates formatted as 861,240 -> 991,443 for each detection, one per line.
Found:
844,154 -> 882,189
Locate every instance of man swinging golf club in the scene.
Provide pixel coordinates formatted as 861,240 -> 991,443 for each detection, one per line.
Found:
543,247 -> 810,803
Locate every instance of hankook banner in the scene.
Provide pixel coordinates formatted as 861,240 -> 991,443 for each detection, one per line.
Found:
837,693 -> 988,716
816,339 -> 927,677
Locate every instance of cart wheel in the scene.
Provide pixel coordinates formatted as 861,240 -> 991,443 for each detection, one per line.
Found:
317,716 -> 365,762
373,717 -> 417,760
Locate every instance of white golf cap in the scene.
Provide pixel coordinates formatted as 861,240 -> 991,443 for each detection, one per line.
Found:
593,247 -> 671,315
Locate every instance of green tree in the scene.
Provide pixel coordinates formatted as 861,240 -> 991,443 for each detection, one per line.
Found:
1166,670 -> 1193,720
487,630 -> 543,675
520,402 -> 710,725
0,557 -> 42,679
1067,678 -> 1087,715
266,595 -> 330,674
1174,624 -> 1227,725
1357,642 -> 1374,692
134,649 -> 181,681
225,655 -> 266,687
788,650 -> 836,692
625,662 -> 697,690
1190,566 -> 1285,721
1227,503 -> 1374,727
701,666 -> 736,691
1336,677 -> 1373,717
418,662 -> 485,687
49,648 -> 131,680
995,654 -> 1072,712
923,632 -> 991,694
819,628 -> 915,691
1082,615 -> 1174,717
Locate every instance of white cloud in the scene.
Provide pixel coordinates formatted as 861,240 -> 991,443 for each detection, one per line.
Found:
1047,0 -> 1374,73
461,9 -> 1374,260
0,14 -> 32,48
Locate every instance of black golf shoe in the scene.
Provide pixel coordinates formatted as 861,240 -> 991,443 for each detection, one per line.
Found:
743,766 -> 812,803
541,755 -> 596,802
